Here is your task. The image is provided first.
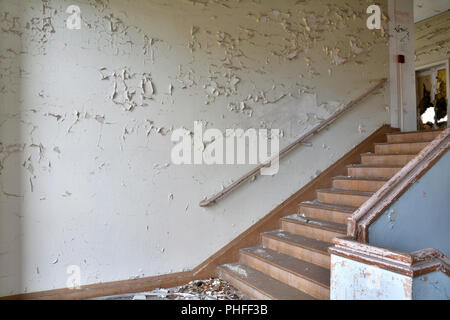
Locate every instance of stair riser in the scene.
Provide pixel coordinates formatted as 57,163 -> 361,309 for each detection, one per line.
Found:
361,154 -> 415,166
387,132 -> 441,144
332,179 -> 385,193
375,143 -> 427,155
281,220 -> 344,242
299,205 -> 350,224
317,191 -> 370,207
347,167 -> 401,179
262,236 -> 330,269
217,269 -> 272,300
240,252 -> 330,300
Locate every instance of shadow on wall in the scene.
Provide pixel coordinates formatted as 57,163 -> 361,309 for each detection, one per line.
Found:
0,0 -> 25,296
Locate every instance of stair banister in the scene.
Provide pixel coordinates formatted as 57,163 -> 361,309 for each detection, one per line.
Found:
348,127 -> 450,242
200,78 -> 388,207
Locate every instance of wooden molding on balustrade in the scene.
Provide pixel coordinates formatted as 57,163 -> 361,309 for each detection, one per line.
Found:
348,127 -> 450,243
3,125 -> 396,300
411,248 -> 450,277
329,237 -> 450,278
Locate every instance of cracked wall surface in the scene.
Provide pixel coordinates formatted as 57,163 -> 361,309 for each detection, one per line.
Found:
415,10 -> 450,68
331,256 -> 450,300
0,0 -> 389,296
330,255 -> 413,300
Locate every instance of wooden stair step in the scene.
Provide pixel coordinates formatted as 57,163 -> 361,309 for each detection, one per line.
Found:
361,153 -> 416,166
281,214 -> 346,242
262,230 -> 331,269
299,200 -> 355,224
317,188 -> 374,207
217,263 -> 315,300
386,130 -> 443,144
332,176 -> 388,192
240,247 -> 330,300
347,164 -> 402,179
374,141 -> 428,155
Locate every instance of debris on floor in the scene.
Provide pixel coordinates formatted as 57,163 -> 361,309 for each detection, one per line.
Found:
95,278 -> 247,300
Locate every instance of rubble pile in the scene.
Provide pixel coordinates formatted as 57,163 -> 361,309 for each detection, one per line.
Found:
100,278 -> 246,300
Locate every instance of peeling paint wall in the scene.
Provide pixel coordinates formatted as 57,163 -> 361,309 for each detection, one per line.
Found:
0,0 -> 390,296
415,10 -> 450,68
330,255 -> 413,300
331,255 -> 450,300
369,150 -> 450,257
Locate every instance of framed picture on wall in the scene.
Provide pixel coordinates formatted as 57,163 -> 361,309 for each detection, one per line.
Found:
415,59 -> 449,130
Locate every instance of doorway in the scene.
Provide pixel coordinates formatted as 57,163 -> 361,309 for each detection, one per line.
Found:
416,61 -> 449,130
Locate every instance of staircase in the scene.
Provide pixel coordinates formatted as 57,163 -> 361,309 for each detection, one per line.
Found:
217,129 -> 443,300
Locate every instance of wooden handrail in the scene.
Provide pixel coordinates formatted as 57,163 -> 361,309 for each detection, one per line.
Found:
348,127 -> 450,242
200,78 -> 388,207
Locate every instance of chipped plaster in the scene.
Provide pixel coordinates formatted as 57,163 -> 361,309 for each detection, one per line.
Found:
330,255 -> 413,300
415,10 -> 450,68
0,0 -> 390,296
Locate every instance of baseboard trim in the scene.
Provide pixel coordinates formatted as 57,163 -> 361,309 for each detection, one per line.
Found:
2,124 -> 396,300
3,271 -> 195,300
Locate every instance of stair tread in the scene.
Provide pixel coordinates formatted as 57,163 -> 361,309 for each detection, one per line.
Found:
300,200 -> 357,213
317,188 -> 374,196
332,176 -> 389,182
219,263 -> 316,300
262,230 -> 332,254
361,152 -> 416,157
347,164 -> 403,168
375,141 -> 428,145
386,129 -> 443,136
242,247 -> 330,288
282,214 -> 347,233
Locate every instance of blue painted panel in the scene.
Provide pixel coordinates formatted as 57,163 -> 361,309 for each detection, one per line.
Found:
330,255 -> 412,300
413,272 -> 450,300
369,150 -> 450,256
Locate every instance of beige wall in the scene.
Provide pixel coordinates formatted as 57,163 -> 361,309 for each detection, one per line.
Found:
415,10 -> 450,68
0,0 -> 390,296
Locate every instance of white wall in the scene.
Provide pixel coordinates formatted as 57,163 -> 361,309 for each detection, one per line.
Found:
388,0 -> 417,131
0,0 -> 390,296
